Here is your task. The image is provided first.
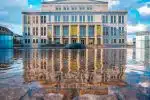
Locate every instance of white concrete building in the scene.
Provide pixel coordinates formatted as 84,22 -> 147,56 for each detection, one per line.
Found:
22,0 -> 127,47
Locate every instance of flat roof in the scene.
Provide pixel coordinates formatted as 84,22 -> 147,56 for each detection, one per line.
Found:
22,11 -> 128,14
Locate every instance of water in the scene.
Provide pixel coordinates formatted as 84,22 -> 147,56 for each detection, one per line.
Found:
0,48 -> 149,100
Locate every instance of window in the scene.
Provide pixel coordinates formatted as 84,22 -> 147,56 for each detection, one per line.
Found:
80,25 -> 86,37
119,39 -> 121,43
56,7 -> 61,11
40,16 -> 43,23
33,16 -> 35,24
40,16 -> 46,24
111,16 -> 116,24
36,27 -> 38,36
111,27 -> 117,36
25,39 -> 27,44
63,16 -> 69,22
54,26 -> 60,36
27,16 -> 30,24
41,27 -> 43,36
63,26 -> 69,36
36,39 -> 38,43
54,16 -> 60,22
33,39 -> 35,43
44,16 -> 46,23
119,16 -> 125,24
80,16 -> 85,22
122,39 -> 124,43
88,16 -> 93,22
88,25 -> 94,36
44,27 -> 46,36
33,27 -> 35,35
36,16 -> 38,24
114,39 -> 116,43
111,27 -> 113,36
119,27 -> 125,35
102,15 -> 108,23
71,16 -> 77,22
28,27 -> 30,35
103,27 -> 109,36
28,39 -> 30,43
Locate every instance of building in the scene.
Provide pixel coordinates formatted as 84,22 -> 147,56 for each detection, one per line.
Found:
136,31 -> 150,48
22,0 -> 127,47
13,34 -> 23,46
0,26 -> 13,48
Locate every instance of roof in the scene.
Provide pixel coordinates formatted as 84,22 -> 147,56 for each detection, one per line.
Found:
42,0 -> 108,4
0,26 -> 13,36
22,10 -> 128,14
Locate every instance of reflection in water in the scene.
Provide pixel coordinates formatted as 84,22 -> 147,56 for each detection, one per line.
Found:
23,49 -> 127,97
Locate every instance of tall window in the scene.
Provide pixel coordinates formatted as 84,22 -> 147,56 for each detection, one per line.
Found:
80,16 -> 85,22
63,26 -> 69,36
36,27 -> 38,36
119,16 -> 125,24
71,16 -> 77,22
110,16 -> 116,24
63,16 -> 69,22
88,25 -> 94,36
28,27 -> 30,35
33,16 -> 35,24
103,27 -> 109,36
40,16 -> 46,24
54,16 -> 61,22
33,27 -> 35,35
27,16 -> 30,24
88,16 -> 93,22
54,26 -> 60,36
80,25 -> 86,37
119,27 -> 125,35
36,16 -> 38,24
111,27 -> 117,36
102,15 -> 108,23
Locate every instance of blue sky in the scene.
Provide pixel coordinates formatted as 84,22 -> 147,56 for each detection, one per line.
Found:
0,0 -> 150,41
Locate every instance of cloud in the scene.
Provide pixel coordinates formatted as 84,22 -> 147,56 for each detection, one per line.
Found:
127,24 -> 148,33
108,0 -> 120,9
138,3 -> 150,16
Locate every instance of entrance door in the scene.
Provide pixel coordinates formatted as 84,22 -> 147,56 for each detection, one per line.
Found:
81,39 -> 85,44
72,39 -> 77,44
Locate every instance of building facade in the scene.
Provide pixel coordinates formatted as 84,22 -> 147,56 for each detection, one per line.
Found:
22,0 -> 127,47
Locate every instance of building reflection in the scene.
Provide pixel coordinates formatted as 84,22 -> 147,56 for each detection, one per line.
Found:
23,49 -> 127,96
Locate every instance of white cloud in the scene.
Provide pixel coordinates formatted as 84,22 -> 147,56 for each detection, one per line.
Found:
138,3 -> 150,16
108,0 -> 120,9
127,24 -> 148,33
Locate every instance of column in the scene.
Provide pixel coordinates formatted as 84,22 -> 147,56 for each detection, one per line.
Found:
86,25 -> 89,45
68,50 -> 71,72
77,50 -> 80,70
95,25 -> 98,45
94,49 -> 97,71
52,24 -> 54,44
86,49 -> 88,71
77,24 -> 80,43
69,25 -> 71,44
60,49 -> 63,71
60,25 -> 63,44
101,26 -> 103,45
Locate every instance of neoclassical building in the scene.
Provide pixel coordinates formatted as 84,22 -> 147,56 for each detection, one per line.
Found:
22,0 -> 127,47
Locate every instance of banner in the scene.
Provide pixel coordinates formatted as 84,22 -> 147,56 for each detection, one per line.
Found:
97,25 -> 103,36
71,25 -> 78,36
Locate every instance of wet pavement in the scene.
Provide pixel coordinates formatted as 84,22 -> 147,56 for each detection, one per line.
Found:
0,48 -> 149,100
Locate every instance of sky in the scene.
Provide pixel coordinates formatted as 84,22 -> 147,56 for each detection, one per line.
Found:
0,0 -> 150,41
